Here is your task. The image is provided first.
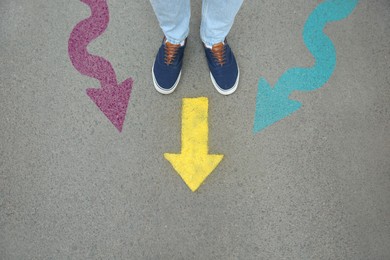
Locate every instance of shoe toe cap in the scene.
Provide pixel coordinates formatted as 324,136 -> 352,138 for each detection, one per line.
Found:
213,65 -> 239,90
153,64 -> 181,90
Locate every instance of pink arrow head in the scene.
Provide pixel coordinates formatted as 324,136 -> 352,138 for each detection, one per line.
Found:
86,78 -> 133,132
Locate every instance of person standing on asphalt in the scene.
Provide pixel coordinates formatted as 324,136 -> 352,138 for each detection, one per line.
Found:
150,0 -> 243,95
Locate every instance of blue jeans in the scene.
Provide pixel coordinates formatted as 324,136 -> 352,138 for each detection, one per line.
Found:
149,0 -> 244,46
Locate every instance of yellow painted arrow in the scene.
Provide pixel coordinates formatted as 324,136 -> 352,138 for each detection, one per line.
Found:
164,97 -> 224,192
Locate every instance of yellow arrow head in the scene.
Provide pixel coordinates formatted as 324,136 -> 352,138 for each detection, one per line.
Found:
164,153 -> 224,192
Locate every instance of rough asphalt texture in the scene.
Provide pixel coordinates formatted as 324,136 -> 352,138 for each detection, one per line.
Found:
1,0 -> 389,259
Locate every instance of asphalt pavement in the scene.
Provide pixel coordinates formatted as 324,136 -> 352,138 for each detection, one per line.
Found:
1,0 -> 389,259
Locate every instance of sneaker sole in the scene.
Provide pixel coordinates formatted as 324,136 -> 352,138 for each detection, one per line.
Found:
210,66 -> 240,96
152,65 -> 181,95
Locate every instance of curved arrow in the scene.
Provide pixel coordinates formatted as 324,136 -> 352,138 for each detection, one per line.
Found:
68,0 -> 133,132
253,0 -> 359,133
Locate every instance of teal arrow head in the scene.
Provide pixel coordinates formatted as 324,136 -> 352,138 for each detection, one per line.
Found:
253,78 -> 302,133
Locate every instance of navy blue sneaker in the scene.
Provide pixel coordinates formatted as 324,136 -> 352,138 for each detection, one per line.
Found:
204,40 -> 239,95
152,38 -> 186,94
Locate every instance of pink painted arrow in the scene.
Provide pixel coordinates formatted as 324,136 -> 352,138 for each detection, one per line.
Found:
68,0 -> 133,132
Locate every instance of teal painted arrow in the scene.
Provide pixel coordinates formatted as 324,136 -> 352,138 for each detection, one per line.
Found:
253,0 -> 359,133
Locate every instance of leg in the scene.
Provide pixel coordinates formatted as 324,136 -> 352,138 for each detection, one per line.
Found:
149,0 -> 191,44
200,0 -> 244,46
150,0 -> 189,94
201,0 -> 243,95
